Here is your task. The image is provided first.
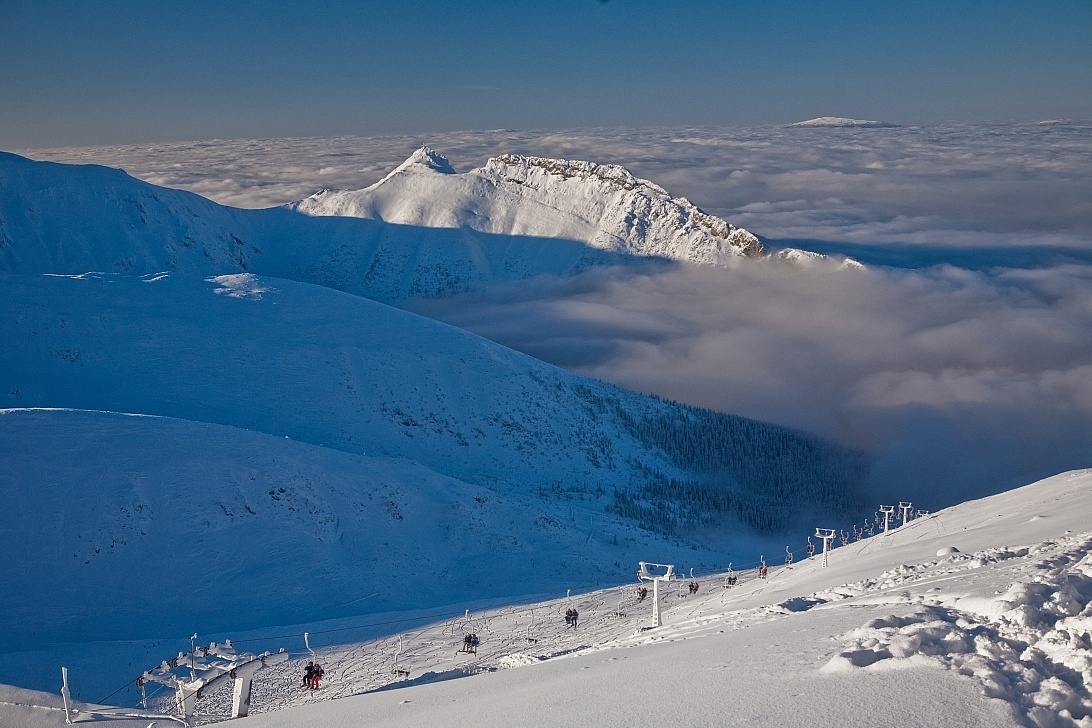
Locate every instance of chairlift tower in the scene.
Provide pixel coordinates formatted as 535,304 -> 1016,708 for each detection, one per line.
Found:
139,639 -> 288,721
636,561 -> 675,628
879,505 -> 896,535
815,529 -> 836,568
899,501 -> 914,524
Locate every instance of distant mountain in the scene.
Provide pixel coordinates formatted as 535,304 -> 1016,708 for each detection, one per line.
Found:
0,151 -> 770,302
289,148 -> 764,265
789,117 -> 900,128
0,152 -> 614,300
775,247 -> 866,271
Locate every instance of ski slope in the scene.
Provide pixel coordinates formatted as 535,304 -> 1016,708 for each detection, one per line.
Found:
0,270 -> 866,675
5,469 -> 1089,727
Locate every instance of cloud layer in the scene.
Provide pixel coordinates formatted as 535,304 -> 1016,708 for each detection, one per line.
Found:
408,260 -> 1092,507
16,122 -> 1092,509
20,121 -> 1092,248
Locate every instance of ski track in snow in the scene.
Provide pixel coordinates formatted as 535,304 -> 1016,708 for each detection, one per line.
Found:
5,470 -> 1092,727
133,496 -> 1087,726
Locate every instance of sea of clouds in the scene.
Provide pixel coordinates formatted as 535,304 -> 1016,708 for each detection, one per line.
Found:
21,120 -> 1092,248
20,121 -> 1092,507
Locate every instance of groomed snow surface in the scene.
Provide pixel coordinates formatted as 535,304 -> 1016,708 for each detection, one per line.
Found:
4,469 -> 1090,727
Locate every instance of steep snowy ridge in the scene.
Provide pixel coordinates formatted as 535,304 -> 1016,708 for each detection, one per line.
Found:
290,148 -> 765,264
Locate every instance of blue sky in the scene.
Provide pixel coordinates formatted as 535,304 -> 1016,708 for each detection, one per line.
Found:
2,0 -> 1090,147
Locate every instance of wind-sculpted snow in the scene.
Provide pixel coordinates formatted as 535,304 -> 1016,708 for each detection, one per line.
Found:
823,536 -> 1092,726
289,148 -> 764,264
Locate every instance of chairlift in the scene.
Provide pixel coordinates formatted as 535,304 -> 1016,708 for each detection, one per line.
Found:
784,545 -> 793,567
839,530 -> 849,547
459,632 -> 480,654
613,587 -> 627,618
637,562 -> 675,581
457,609 -> 482,654
302,632 -> 325,689
139,639 -> 288,720
815,528 -> 836,567
723,563 -> 737,588
806,536 -> 815,558
525,609 -> 538,644
758,555 -> 768,579
636,561 -> 675,628
390,634 -> 410,678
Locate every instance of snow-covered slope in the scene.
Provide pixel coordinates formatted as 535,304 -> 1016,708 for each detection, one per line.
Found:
0,152 -> 656,300
1,151 -> 766,302
0,270 -> 866,643
289,147 -> 765,264
0,406 -> 714,649
234,468 -> 1087,728
6,470 -> 1089,727
0,270 -> 861,513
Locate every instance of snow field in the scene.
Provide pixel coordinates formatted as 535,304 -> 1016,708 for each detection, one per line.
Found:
214,470 -> 1084,727
2,470 -> 1090,726
170,471 -> 1092,726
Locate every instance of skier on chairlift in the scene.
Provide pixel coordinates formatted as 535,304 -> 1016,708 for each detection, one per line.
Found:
302,662 -> 314,689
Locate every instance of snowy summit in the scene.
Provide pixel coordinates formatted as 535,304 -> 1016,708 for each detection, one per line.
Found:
290,148 -> 765,265
789,116 -> 899,128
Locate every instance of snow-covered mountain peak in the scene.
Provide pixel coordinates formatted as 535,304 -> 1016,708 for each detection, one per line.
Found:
775,247 -> 866,271
789,116 -> 899,128
483,154 -> 668,196
395,146 -> 456,175
291,150 -> 765,264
